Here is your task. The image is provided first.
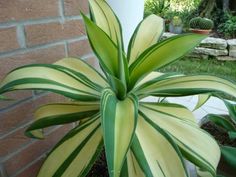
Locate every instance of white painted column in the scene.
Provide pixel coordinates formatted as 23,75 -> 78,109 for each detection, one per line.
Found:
106,0 -> 144,50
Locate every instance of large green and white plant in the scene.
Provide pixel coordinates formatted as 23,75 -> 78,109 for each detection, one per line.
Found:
1,0 -> 236,176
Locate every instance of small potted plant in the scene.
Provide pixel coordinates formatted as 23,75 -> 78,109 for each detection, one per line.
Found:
189,17 -> 214,35
169,16 -> 183,34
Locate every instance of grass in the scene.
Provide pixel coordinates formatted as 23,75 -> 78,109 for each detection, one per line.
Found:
159,57 -> 236,100
159,57 -> 236,82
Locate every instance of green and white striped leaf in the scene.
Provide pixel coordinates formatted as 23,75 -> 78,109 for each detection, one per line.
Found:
223,100 -> 236,124
221,146 -> 236,168
0,64 -> 100,101
101,88 -> 138,177
207,114 -> 236,132
89,0 -> 123,46
120,150 -> 146,177
131,114 -> 188,177
38,117 -> 103,177
117,36 -> 129,89
108,74 -> 127,100
140,102 -> 197,124
82,13 -> 119,76
194,94 -> 211,111
25,102 -> 99,139
135,72 -> 164,88
129,34 -> 206,89
135,72 -> 183,91
136,75 -> 236,100
128,15 -> 164,65
55,57 -> 108,88
139,103 -> 220,176
197,168 -> 213,177
228,131 -> 236,140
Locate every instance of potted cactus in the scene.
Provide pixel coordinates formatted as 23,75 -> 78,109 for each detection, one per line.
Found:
189,17 -> 214,35
169,16 -> 183,34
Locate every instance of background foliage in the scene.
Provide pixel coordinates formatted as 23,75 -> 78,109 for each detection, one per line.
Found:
145,0 -> 236,39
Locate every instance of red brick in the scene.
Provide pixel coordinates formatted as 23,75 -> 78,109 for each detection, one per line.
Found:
68,39 -> 92,57
0,0 -> 59,23
4,125 -> 72,176
85,56 -> 100,69
25,20 -> 86,47
16,157 -> 45,177
0,94 -> 67,136
0,45 -> 65,81
0,27 -> 19,53
0,125 -> 31,158
64,0 -> 89,16
0,45 -> 65,109
0,91 -> 32,111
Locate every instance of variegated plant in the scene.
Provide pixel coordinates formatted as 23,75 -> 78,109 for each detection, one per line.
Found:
1,0 -> 236,176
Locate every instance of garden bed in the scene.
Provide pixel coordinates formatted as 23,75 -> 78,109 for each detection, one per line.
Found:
201,121 -> 236,177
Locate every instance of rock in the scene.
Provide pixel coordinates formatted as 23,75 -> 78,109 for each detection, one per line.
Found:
187,53 -> 209,59
216,56 -> 236,61
200,37 -> 227,50
227,39 -> 236,57
227,39 -> 236,50
193,47 -> 228,56
229,50 -> 236,58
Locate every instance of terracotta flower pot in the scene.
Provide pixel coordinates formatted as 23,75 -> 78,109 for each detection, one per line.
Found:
189,28 -> 211,35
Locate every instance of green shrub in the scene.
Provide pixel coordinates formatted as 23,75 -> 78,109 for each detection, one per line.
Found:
189,17 -> 214,30
144,0 -> 170,17
189,17 -> 202,29
218,12 -> 236,38
199,18 -> 214,30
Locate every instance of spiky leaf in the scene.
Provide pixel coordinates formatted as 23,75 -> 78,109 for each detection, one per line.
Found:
37,117 -> 103,177
140,103 -> 220,176
128,15 -> 164,65
101,88 -> 138,177
26,102 -> 99,139
129,34 -> 206,89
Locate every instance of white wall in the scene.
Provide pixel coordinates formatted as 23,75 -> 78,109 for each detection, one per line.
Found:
106,0 -> 144,50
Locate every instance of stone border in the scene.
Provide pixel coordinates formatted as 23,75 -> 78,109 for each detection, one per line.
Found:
163,32 -> 236,61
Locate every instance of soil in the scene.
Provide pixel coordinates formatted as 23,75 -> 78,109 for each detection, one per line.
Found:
201,121 -> 236,177
201,121 -> 236,147
86,149 -> 109,177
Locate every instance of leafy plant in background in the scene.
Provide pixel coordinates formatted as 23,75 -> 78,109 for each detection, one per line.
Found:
144,0 -> 202,30
218,11 -> 236,39
1,0 -> 236,176
204,99 -> 236,172
144,0 -> 170,17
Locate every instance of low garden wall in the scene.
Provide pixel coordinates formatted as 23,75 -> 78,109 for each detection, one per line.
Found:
163,33 -> 236,61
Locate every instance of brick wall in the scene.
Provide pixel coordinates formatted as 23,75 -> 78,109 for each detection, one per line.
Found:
0,1 -> 96,176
